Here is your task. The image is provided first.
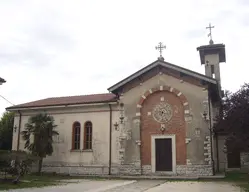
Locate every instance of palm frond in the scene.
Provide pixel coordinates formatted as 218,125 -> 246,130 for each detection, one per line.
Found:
20,112 -> 59,158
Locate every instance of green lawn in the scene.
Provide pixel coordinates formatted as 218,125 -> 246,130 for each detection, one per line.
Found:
0,173 -> 72,190
0,180 -> 58,190
222,172 -> 249,191
0,173 -> 110,191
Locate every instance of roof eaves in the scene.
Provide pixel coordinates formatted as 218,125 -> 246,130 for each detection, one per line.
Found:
159,62 -> 217,84
108,60 -> 217,92
6,99 -> 118,111
108,60 -> 159,92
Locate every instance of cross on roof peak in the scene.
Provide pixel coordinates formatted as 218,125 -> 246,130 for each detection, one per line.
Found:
155,42 -> 166,61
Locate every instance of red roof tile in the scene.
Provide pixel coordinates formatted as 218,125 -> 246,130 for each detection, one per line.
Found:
6,93 -> 117,110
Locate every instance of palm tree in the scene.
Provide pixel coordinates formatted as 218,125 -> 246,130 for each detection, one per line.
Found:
21,113 -> 59,174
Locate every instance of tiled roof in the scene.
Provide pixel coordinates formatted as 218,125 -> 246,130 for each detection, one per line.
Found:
0,77 -> 6,83
6,93 -> 117,110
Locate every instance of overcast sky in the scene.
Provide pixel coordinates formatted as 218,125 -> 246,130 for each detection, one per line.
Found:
0,0 -> 248,116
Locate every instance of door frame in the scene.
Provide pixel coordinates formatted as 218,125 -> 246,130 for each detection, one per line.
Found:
151,134 -> 176,173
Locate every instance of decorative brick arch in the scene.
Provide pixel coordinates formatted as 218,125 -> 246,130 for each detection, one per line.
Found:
136,85 -> 190,121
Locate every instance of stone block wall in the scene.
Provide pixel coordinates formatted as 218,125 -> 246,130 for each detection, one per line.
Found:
142,165 -> 213,176
118,164 -> 141,175
204,136 -> 212,165
41,164 -> 109,175
240,152 -> 249,171
177,165 -> 213,176
40,163 -> 213,176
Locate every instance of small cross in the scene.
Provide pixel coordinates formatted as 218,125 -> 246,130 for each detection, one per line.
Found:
206,23 -> 214,44
155,42 -> 166,57
114,122 -> 119,130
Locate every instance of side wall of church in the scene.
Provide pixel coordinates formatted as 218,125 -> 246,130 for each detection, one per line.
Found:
12,104 -> 121,175
118,73 -> 213,176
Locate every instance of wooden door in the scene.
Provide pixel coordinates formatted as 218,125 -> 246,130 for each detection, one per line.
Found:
227,140 -> 241,168
155,138 -> 172,171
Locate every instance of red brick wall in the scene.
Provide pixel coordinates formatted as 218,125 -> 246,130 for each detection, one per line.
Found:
141,90 -> 187,165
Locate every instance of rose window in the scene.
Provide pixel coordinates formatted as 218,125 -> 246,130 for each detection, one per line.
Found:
152,102 -> 173,123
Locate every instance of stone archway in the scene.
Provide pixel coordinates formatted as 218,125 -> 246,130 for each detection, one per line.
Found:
136,85 -> 191,174
136,85 -> 190,120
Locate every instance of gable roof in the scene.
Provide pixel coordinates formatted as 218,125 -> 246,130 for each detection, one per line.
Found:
0,77 -> 6,84
108,59 -> 217,92
6,93 -> 117,110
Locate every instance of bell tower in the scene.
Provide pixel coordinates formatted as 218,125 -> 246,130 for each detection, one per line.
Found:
197,23 -> 226,87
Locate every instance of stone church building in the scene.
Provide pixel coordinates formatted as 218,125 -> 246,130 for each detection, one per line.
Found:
7,40 -> 240,176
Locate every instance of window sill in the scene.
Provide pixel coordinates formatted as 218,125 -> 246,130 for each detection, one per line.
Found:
70,149 -> 93,152
70,149 -> 81,152
82,149 -> 93,152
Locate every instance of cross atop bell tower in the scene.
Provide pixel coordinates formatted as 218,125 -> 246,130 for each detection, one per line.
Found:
197,23 -> 226,93
155,42 -> 166,61
206,23 -> 215,45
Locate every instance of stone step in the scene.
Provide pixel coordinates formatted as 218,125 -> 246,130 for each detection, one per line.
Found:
69,174 -> 225,180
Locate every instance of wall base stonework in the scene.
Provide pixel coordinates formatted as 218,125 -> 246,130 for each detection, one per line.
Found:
118,164 -> 141,175
240,152 -> 249,171
42,165 -> 109,175
40,162 -> 142,176
176,165 -> 213,176
142,165 -> 213,176
40,163 -> 213,176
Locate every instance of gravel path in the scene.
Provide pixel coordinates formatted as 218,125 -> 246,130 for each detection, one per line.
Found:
6,180 -> 242,192
145,181 -> 241,192
7,180 -> 136,192
104,180 -> 165,192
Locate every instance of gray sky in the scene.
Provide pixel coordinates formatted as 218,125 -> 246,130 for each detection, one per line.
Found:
0,0 -> 248,116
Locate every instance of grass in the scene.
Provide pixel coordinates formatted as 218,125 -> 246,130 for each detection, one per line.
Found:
0,177 -> 59,190
0,173 -> 75,191
222,171 -> 249,191
0,179 -> 58,190
0,172 -> 115,191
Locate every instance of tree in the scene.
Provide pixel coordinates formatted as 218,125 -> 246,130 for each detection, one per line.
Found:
0,111 -> 14,150
21,113 -> 58,174
214,83 -> 249,152
0,150 -> 39,183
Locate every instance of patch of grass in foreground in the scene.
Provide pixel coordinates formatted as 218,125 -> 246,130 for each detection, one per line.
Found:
222,172 -> 249,191
0,172 -> 113,191
224,171 -> 249,181
0,173 -> 72,191
0,180 -> 59,191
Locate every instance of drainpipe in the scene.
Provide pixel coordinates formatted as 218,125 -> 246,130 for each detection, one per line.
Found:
215,96 -> 223,173
140,121 -> 142,175
14,110 -> 22,168
16,110 -> 22,151
215,133 -> 219,172
208,90 -> 215,175
108,104 -> 112,175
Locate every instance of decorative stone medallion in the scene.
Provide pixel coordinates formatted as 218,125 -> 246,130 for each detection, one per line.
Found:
152,102 -> 173,123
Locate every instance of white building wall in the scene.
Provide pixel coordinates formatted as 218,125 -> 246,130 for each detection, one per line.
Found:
11,104 -> 120,174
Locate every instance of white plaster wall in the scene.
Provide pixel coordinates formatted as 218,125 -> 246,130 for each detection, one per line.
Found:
11,104 -> 120,166
204,54 -> 219,65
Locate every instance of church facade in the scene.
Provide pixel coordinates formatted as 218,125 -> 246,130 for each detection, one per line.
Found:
7,42 -> 231,176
